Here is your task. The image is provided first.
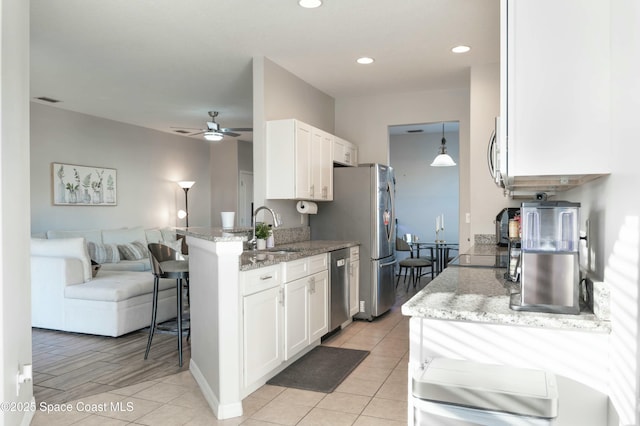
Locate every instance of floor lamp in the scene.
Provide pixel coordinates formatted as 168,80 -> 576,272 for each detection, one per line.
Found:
177,181 -> 195,227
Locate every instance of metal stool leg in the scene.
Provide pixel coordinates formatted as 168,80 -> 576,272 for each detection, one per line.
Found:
144,276 -> 159,360
177,278 -> 183,367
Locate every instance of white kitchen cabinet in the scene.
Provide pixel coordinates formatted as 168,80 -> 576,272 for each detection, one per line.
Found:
284,277 -> 309,359
308,270 -> 329,342
240,265 -> 282,388
311,128 -> 333,200
499,0 -> 610,188
282,253 -> 329,360
266,119 -> 334,201
349,246 -> 360,317
266,119 -> 312,200
333,136 -> 358,167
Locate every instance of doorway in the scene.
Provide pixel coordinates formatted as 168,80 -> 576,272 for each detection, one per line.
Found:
389,121 -> 460,244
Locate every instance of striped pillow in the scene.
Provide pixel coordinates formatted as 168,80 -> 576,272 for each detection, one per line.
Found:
117,240 -> 148,260
87,242 -> 121,264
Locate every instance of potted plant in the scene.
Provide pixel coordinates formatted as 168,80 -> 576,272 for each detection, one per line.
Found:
255,222 -> 270,250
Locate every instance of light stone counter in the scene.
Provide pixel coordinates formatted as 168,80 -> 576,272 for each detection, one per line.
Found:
402,246 -> 611,333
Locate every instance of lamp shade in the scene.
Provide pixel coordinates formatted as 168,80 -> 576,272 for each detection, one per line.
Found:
177,181 -> 195,189
430,153 -> 457,167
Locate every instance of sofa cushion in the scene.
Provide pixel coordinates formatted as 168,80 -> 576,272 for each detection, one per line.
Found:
87,242 -> 121,264
102,227 -> 147,245
160,237 -> 184,255
101,260 -> 150,272
160,227 -> 178,242
118,240 -> 148,260
47,229 -> 103,244
64,270 -> 175,302
31,237 -> 92,282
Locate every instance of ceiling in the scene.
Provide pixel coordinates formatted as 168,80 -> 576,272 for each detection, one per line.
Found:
30,0 -> 499,143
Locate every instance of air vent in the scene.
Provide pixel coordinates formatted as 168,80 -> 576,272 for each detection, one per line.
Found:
35,96 -> 61,103
173,130 -> 191,134
407,129 -> 423,133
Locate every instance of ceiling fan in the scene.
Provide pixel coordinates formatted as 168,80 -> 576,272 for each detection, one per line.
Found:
172,111 -> 252,141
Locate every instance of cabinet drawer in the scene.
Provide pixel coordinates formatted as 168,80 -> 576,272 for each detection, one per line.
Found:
308,253 -> 328,274
282,258 -> 309,283
241,265 -> 281,296
349,246 -> 360,261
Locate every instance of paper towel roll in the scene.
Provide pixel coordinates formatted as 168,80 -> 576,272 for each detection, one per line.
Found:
296,200 -> 318,214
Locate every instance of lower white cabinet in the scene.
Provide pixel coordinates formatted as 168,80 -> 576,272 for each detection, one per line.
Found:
240,265 -> 283,389
283,254 -> 329,360
241,254 -> 329,391
349,246 -> 360,317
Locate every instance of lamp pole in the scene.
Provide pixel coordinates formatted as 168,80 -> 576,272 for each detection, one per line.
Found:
177,181 -> 195,227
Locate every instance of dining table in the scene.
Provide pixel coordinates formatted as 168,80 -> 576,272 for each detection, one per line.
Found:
410,240 -> 459,276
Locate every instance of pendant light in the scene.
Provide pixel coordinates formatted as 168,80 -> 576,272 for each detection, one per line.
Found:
430,122 -> 456,167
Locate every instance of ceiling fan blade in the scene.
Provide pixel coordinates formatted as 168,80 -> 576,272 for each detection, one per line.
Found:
170,126 -> 202,131
189,130 -> 206,136
220,130 -> 240,138
223,127 -> 253,132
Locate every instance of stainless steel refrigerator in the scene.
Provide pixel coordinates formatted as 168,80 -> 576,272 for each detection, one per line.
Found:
311,164 -> 396,321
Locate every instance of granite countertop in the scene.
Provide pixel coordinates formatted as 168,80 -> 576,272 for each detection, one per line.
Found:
401,245 -> 611,333
176,227 -> 358,271
239,240 -> 358,271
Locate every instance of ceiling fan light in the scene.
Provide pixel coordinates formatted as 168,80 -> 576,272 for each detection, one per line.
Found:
204,131 -> 224,141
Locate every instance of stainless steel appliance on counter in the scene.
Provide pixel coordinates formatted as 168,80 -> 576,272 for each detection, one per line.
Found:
329,248 -> 350,332
510,201 -> 581,314
311,164 -> 396,321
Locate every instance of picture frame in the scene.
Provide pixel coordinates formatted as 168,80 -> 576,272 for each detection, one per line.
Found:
52,163 -> 117,206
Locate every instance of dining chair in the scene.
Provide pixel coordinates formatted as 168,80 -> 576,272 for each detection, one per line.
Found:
395,237 -> 432,291
145,243 -> 190,367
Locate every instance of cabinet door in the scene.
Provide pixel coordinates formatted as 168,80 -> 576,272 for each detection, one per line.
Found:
333,137 -> 347,165
349,260 -> 360,317
319,131 -> 333,200
308,270 -> 329,342
243,286 -> 282,387
294,122 -> 312,199
502,0 -> 610,177
284,278 -> 309,360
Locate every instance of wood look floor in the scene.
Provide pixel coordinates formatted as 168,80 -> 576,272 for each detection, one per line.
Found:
32,325 -> 190,405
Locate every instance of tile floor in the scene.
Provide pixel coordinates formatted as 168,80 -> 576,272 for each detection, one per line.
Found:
30,281 -> 427,425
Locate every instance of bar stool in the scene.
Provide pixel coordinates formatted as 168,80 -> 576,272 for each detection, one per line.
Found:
145,243 -> 189,367
396,237 -> 432,291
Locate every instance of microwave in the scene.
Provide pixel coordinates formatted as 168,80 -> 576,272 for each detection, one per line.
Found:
487,116 -> 507,189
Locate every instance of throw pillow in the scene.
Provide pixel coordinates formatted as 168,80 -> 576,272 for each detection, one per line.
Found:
118,240 -> 149,260
87,241 -> 121,264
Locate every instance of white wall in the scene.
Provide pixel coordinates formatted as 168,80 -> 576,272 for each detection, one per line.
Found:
253,57 -> 335,228
30,103 -> 212,233
390,130 -> 460,244
1,0 -> 33,425
565,1 -> 640,424
335,87 -> 472,250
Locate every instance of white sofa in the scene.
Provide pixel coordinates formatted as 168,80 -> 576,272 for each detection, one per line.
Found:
31,227 -> 183,337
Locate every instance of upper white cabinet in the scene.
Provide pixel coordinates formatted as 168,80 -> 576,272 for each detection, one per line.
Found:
333,136 -> 358,167
266,119 -> 337,201
500,0 -> 610,187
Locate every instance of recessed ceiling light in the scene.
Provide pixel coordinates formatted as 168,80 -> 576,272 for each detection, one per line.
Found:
451,45 -> 471,54
298,0 -> 322,8
356,57 -> 375,65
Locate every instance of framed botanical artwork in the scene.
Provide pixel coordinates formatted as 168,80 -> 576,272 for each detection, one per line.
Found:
52,163 -> 117,206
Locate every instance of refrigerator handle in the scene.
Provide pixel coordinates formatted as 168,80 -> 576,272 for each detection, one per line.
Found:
379,259 -> 398,268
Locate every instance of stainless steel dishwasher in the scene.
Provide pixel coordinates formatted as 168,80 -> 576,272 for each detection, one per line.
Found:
329,248 -> 350,332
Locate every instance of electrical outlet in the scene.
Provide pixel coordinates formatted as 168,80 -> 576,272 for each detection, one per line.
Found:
465,213 -> 471,223
359,301 -> 365,312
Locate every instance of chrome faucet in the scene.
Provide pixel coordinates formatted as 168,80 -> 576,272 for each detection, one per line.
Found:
250,206 -> 282,248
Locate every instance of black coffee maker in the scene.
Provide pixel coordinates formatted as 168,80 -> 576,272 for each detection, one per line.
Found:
495,208 -> 519,246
